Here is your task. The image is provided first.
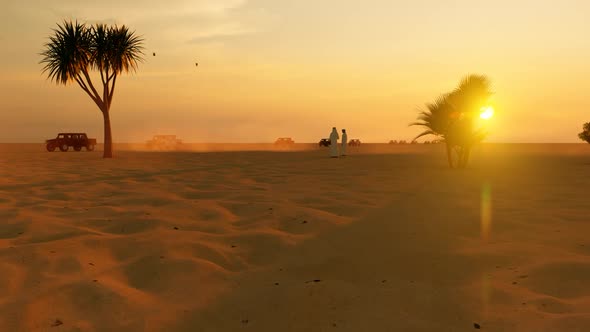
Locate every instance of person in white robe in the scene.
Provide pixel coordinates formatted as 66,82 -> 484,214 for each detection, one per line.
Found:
329,127 -> 339,158
341,129 -> 348,156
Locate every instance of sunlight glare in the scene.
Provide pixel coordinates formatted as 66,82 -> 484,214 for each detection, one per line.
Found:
480,106 -> 494,120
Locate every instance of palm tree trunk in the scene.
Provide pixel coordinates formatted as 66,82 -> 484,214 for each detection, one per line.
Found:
464,147 -> 471,168
102,110 -> 113,158
458,146 -> 471,168
445,141 -> 454,168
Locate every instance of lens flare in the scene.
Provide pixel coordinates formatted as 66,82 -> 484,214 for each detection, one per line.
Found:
480,183 -> 493,319
481,182 -> 492,241
480,106 -> 494,120
481,273 -> 491,319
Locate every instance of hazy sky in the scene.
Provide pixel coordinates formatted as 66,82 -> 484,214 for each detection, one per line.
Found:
1,0 -> 589,143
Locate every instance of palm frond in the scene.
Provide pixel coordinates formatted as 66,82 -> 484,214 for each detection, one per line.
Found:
409,121 -> 428,127
90,23 -> 109,73
89,24 -> 144,76
412,130 -> 438,141
40,20 -> 91,84
108,25 -> 144,74
452,74 -> 493,114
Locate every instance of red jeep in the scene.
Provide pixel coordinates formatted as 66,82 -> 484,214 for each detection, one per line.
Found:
46,133 -> 97,152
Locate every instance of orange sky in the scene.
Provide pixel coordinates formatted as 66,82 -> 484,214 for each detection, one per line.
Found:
1,0 -> 589,143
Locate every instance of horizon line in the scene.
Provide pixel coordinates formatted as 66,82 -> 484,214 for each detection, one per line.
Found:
1,142 -> 587,145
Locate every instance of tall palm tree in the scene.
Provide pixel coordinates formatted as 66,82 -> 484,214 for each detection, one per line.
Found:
40,20 -> 144,158
410,74 -> 492,168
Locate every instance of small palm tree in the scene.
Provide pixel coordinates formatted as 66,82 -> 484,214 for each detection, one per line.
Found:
579,122 -> 590,144
411,94 -> 456,167
411,74 -> 492,168
40,20 -> 144,158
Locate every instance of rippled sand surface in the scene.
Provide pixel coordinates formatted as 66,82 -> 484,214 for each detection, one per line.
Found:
0,143 -> 589,331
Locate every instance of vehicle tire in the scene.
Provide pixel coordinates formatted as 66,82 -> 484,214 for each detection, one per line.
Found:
86,144 -> 95,151
59,144 -> 69,152
46,144 -> 55,152
74,146 -> 82,151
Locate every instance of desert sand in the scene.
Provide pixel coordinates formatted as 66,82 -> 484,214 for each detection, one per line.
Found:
1,143 -> 589,331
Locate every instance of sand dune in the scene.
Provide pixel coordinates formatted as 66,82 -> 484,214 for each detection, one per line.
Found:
0,143 -> 589,331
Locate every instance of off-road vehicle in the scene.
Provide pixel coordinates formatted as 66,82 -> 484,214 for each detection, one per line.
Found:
319,138 -> 331,147
146,135 -> 183,150
274,137 -> 295,146
348,139 -> 361,146
46,133 -> 96,152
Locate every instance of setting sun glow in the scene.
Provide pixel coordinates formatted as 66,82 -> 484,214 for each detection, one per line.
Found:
1,1 -> 588,143
480,107 -> 494,120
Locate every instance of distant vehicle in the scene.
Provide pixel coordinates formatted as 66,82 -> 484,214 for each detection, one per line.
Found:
389,140 -> 398,144
348,139 -> 361,146
411,140 -> 418,144
146,135 -> 183,150
319,138 -> 331,147
46,133 -> 96,152
274,137 -> 295,146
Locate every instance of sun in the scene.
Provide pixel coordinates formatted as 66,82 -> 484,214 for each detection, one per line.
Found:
480,106 -> 494,120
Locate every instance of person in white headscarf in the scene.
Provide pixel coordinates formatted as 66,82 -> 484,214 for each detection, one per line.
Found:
329,127 -> 339,158
341,129 -> 348,156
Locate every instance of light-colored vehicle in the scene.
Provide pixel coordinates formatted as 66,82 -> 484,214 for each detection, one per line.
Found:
274,137 -> 295,146
348,139 -> 361,146
146,135 -> 183,150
